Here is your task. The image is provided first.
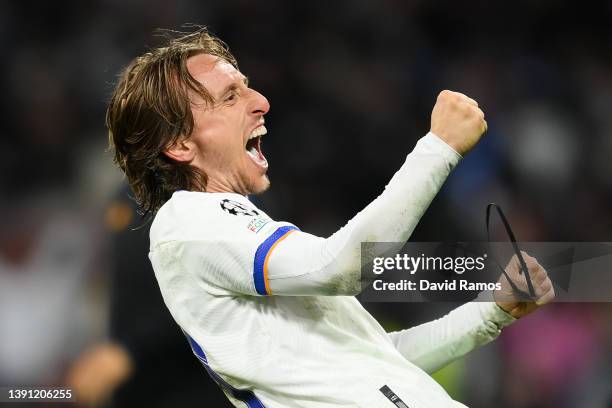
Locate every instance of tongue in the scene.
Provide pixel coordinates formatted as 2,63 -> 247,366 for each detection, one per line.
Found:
247,146 -> 267,167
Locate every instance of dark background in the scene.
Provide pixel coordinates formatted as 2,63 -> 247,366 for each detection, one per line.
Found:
1,1 -> 611,407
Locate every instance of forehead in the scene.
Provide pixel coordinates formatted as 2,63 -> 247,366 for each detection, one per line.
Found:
186,53 -> 242,94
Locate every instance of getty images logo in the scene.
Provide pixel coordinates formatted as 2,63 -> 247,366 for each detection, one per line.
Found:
372,253 -> 488,275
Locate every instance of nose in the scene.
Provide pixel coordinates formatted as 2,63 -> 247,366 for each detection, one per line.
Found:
249,89 -> 270,116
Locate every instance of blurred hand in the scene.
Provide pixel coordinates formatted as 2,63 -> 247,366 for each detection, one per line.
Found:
66,342 -> 133,407
430,90 -> 487,156
494,251 -> 555,319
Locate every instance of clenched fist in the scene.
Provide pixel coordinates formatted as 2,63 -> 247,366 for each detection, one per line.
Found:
494,251 -> 555,319
430,90 -> 487,156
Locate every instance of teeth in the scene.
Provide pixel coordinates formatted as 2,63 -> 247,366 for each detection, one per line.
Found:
248,125 -> 267,139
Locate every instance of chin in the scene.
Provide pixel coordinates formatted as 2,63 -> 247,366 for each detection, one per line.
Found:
249,175 -> 271,195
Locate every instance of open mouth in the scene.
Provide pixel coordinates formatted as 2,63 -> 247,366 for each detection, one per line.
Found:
246,125 -> 268,169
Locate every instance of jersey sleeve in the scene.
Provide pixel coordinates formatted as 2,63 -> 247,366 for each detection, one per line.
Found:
263,132 -> 462,296
387,298 -> 515,374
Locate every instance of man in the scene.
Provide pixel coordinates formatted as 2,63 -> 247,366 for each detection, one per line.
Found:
107,28 -> 554,407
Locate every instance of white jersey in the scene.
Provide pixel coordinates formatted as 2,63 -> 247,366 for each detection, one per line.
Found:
149,133 -> 515,408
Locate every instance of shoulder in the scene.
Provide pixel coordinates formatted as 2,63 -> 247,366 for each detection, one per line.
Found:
149,191 -> 273,247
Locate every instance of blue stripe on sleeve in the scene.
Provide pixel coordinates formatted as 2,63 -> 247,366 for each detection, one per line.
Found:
253,225 -> 299,295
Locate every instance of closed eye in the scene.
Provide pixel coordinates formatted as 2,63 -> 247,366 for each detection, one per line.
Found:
217,76 -> 249,105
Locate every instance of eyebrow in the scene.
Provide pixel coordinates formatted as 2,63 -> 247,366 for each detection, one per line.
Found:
217,76 -> 249,100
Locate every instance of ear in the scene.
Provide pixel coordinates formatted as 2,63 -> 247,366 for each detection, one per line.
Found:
163,138 -> 196,163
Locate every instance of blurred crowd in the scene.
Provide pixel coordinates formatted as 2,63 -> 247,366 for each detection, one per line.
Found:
1,1 -> 611,407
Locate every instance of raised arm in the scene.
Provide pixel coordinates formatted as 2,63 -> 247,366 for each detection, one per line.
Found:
265,91 -> 488,295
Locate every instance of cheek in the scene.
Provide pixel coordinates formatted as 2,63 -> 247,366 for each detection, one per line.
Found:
192,110 -> 247,166
196,128 -> 245,169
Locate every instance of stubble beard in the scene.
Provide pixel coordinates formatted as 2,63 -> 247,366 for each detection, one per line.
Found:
247,174 -> 270,196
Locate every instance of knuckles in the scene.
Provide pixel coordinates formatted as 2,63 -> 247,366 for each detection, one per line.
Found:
437,89 -> 454,101
509,253 -> 546,276
432,90 -> 488,152
436,90 -> 483,120
437,90 -> 463,108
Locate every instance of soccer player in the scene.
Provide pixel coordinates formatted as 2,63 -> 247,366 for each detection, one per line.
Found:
107,28 -> 555,407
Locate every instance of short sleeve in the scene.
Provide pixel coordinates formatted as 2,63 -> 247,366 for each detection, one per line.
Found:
149,192 -> 299,296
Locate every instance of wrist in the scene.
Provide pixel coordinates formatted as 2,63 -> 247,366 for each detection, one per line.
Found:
425,131 -> 463,161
